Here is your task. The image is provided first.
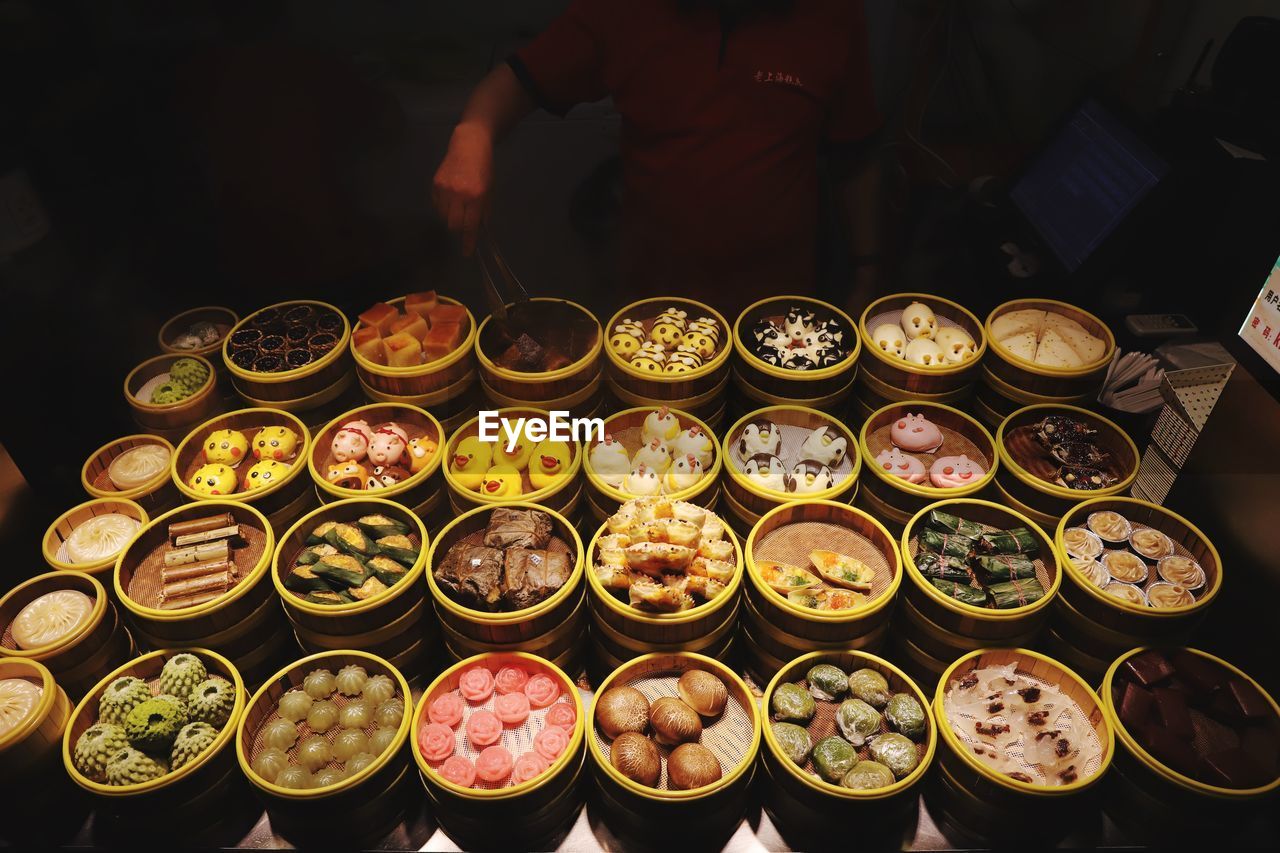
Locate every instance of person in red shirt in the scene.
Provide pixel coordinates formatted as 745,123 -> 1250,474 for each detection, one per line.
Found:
434,0 -> 883,314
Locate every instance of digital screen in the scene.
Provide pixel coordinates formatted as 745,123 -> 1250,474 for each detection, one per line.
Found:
1010,99 -> 1168,272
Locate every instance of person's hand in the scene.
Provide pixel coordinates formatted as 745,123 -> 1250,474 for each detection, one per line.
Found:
432,122 -> 493,256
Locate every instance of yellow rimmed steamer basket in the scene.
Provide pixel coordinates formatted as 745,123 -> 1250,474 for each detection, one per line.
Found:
743,501 -> 901,682
0,658 -> 72,799
931,648 -> 1113,843
995,403 -> 1139,528
273,498 -> 432,676
0,572 -> 134,702
114,500 -> 292,687
856,401 -> 999,533
731,296 -> 860,412
588,652 -> 761,848
223,300 -> 354,413
236,650 -> 413,844
720,405 -> 861,538
172,407 -> 315,533
159,306 -> 239,358
604,297 -> 733,429
856,292 -> 987,407
426,502 -> 586,675
413,651 -> 586,849
62,648 -> 246,822
123,353 -> 222,442
82,434 -> 181,514
308,402 -> 445,520
42,497 -> 149,578
759,650 -> 937,845
476,297 -> 604,413
351,294 -> 478,399
1101,647 -> 1280,839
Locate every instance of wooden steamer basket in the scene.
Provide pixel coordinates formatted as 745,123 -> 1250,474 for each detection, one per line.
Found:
995,404 -> 1138,527
857,292 -> 987,402
972,363 -> 1084,430
759,650 -> 937,845
0,658 -> 72,799
413,652 -> 586,849
898,499 -> 1060,664
61,648 -> 246,823
273,498 -> 431,669
123,353 -> 221,442
983,298 -> 1115,401
743,501 -> 901,682
223,300 -> 353,410
308,402 -> 445,519
856,402 -> 999,531
172,407 -> 315,533
158,306 -> 239,358
1101,647 -> 1280,840
588,652 -> 760,848
351,294 -> 477,400
931,648 -> 1113,843
0,572 -> 133,702
426,502 -> 586,674
236,650 -> 413,844
42,498 -> 149,579
476,297 -> 603,408
731,295 -> 860,407
82,434 -> 180,514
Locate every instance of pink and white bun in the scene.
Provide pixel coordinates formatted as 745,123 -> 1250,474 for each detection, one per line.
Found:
889,413 -> 944,453
367,423 -> 409,466
874,447 -> 927,484
928,454 -> 986,488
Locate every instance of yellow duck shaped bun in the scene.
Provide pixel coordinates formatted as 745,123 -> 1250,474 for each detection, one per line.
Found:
528,440 -> 572,490
479,464 -> 523,498
495,424 -> 536,470
450,436 -> 493,490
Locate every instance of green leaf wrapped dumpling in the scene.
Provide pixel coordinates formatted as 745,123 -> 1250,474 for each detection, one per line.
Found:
771,722 -> 813,766
806,664 -> 847,701
840,759 -> 896,790
884,693 -> 927,741
869,732 -> 920,779
770,683 -> 816,724
811,736 -> 857,783
847,668 -> 891,709
835,698 -> 882,746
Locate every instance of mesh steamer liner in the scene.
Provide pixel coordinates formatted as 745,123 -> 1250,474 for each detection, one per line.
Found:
43,498 -> 149,576
722,406 -> 861,508
859,402 -> 998,501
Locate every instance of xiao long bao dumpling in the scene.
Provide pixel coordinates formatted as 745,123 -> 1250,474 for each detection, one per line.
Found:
65,513 -> 141,564
107,444 -> 171,491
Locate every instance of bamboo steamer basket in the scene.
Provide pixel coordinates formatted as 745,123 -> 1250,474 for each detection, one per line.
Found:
159,306 -> 239,357
587,595 -> 738,661
222,300 -> 352,404
722,475 -> 859,542
740,587 -> 889,682
890,631 -> 951,692
351,295 -> 477,398
61,648 -> 245,818
413,651 -> 586,849
358,363 -> 477,412
859,402 -> 999,521
974,367 -> 1089,433
932,648 -> 1114,841
171,407 -> 314,532
0,658 -> 72,792
439,592 -> 585,665
730,368 -> 856,416
0,572 -> 132,702
308,402 -> 444,516
1037,624 -> 1112,687
996,404 -> 1139,524
896,593 -> 1039,664
442,407 -> 583,516
859,292 -> 987,396
475,297 -> 602,402
42,498 -> 149,579
124,353 -> 221,440
984,298 -> 1115,399
480,371 -> 604,416
852,476 -> 916,533
721,406 -> 861,521
604,297 -> 732,401
231,367 -> 356,417
440,626 -> 584,682
852,368 -> 970,423
759,650 -> 936,841
583,407 -> 722,512
731,295 -> 860,401
1100,647 -> 1280,838
900,499 -> 1060,647
587,652 -> 760,847
82,434 -> 180,514
606,370 -> 729,429
745,500 -> 901,646
236,650 -> 413,843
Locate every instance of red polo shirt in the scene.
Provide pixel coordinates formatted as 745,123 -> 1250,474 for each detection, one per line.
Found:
511,0 -> 879,312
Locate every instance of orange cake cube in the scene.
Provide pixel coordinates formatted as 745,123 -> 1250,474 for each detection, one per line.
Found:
404,290 -> 438,321
352,326 -> 385,364
358,302 -> 399,336
422,320 -> 464,359
389,312 -> 430,341
429,303 -> 468,325
382,331 -> 423,367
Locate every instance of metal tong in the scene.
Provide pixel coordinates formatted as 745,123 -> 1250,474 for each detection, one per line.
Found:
476,221 -> 531,332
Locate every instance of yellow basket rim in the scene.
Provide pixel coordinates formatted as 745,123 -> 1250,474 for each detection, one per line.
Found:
475,297 -> 603,384
349,295 -> 478,377
745,499 -> 903,623
113,499 -> 275,620
157,305 -> 239,355
582,406 -> 724,505
0,658 -> 58,751
1102,646 -> 1280,799
760,649 -> 937,800
62,647 -> 246,796
425,501 -> 585,626
603,297 -> 732,383
933,647 -> 1114,795
900,498 -> 1062,620
356,367 -> 477,407
979,364 -> 1087,405
477,370 -> 601,411
81,434 -> 177,501
996,403 -> 1139,500
441,407 -> 584,506
42,498 -> 149,574
730,367 -> 857,408
123,353 -> 217,412
170,407 -> 313,504
222,299 -> 352,384
720,405 -> 863,504
307,403 -> 444,501
731,295 -> 861,381
229,368 -> 355,409
411,650 -> 586,800
984,297 -> 1115,377
0,570 -> 109,659
587,651 -> 761,801
1054,496 -> 1223,618
858,401 -> 999,499
271,496 -> 429,617
236,649 -> 411,799
858,292 -> 989,377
